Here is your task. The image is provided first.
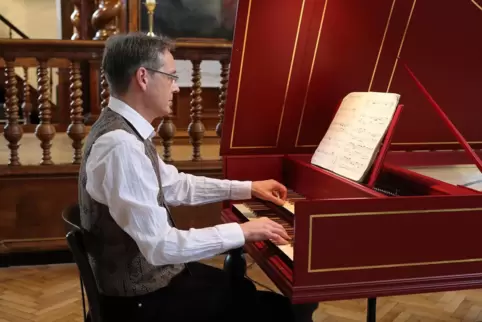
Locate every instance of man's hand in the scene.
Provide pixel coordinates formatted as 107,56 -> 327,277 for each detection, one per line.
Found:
251,179 -> 287,206
240,217 -> 290,245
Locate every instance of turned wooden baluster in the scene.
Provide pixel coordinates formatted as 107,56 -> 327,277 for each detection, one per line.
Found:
216,59 -> 230,139
157,100 -> 176,162
3,59 -> 23,166
188,60 -> 204,161
21,67 -> 32,124
35,60 -> 56,165
100,68 -> 110,111
67,61 -> 85,164
92,0 -> 122,40
70,0 -> 82,40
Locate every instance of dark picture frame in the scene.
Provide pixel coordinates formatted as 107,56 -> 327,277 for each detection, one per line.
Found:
138,0 -> 238,40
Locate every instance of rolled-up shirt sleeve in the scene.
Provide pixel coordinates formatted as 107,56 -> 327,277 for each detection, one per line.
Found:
85,131 -> 246,266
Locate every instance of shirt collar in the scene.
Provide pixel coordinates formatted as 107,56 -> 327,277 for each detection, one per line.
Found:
108,96 -> 155,140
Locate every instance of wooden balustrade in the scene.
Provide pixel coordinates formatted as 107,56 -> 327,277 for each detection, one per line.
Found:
0,38 -> 231,167
0,2 -> 236,258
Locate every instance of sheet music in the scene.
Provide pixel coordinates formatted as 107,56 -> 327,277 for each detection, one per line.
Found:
311,92 -> 400,182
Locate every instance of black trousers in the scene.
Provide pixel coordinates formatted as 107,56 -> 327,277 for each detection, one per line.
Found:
102,262 -> 318,322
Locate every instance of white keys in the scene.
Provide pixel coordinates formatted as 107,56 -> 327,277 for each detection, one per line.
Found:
232,202 -> 294,261
277,244 -> 293,260
282,201 -> 295,214
232,203 -> 257,220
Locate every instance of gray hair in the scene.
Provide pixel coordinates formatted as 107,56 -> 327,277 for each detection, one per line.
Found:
101,32 -> 174,96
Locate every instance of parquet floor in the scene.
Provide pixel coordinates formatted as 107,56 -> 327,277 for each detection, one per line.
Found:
2,256 -> 482,321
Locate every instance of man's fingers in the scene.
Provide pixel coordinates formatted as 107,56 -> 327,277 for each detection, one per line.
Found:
264,222 -> 290,241
266,232 -> 288,245
265,219 -> 285,231
272,227 -> 290,241
276,184 -> 288,200
271,235 -> 289,245
267,193 -> 285,206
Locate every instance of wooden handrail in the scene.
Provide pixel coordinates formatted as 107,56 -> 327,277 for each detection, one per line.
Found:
0,38 -> 232,60
0,14 -> 29,39
0,58 -> 73,68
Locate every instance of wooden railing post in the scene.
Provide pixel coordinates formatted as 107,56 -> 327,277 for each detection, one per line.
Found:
100,68 -> 110,112
21,67 -> 32,124
216,59 -> 230,139
3,58 -> 23,166
67,60 -> 85,164
157,100 -> 176,162
92,0 -> 122,40
70,0 -> 82,40
35,59 -> 56,165
188,60 -> 204,161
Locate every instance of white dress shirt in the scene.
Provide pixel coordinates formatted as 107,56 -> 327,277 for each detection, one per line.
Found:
85,97 -> 251,266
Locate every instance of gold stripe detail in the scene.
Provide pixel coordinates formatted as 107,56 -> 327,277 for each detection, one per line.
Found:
229,0 -> 306,149
308,207 -> 482,273
471,0 -> 482,10
368,0 -> 397,92
295,0 -> 329,147
296,0 -> 396,147
276,0 -> 307,146
386,0 -> 417,92
392,141 -> 482,145
230,0 -> 252,149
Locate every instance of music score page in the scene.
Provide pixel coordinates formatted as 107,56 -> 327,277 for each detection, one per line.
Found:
311,92 -> 400,182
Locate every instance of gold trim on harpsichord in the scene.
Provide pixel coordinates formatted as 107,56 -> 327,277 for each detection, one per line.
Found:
307,207 -> 482,273
386,0 -> 482,147
391,141 -> 482,146
229,0 -> 306,149
294,0 -> 329,148
386,0 -> 417,92
367,0 -> 397,92
294,0 -> 399,148
471,0 -> 482,11
385,0 -> 479,148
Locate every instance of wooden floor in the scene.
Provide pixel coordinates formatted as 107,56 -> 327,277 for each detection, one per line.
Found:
2,255 -> 482,322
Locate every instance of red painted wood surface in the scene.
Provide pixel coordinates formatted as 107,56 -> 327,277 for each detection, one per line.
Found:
220,0 -> 482,304
220,0 -> 482,156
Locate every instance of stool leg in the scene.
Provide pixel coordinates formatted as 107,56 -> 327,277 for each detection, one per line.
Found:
367,297 -> 377,322
79,275 -> 87,322
223,247 -> 246,279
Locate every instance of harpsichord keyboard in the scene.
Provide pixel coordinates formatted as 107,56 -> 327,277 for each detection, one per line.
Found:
231,189 -> 305,261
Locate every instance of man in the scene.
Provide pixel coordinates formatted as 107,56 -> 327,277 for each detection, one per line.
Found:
79,32 -> 317,322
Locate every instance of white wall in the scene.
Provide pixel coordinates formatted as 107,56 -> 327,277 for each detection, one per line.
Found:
0,0 -> 61,106
0,0 -> 59,39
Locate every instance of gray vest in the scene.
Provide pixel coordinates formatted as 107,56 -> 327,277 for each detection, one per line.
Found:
78,108 -> 185,297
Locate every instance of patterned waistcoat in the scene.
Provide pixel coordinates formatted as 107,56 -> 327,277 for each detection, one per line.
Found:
78,108 -> 185,297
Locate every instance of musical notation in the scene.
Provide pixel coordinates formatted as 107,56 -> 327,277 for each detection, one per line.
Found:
311,92 -> 400,182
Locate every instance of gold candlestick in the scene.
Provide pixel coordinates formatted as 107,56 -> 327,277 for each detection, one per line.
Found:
145,1 -> 156,37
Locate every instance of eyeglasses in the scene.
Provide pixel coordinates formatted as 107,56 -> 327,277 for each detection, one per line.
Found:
144,67 -> 179,82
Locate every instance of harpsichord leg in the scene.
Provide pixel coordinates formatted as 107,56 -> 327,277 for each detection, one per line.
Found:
367,297 -> 377,322
223,247 -> 247,279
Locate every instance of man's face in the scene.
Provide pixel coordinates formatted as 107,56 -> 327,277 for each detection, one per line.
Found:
145,51 -> 180,118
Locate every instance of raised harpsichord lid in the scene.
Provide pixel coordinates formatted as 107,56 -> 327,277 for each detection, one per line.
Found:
219,0 -> 482,156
